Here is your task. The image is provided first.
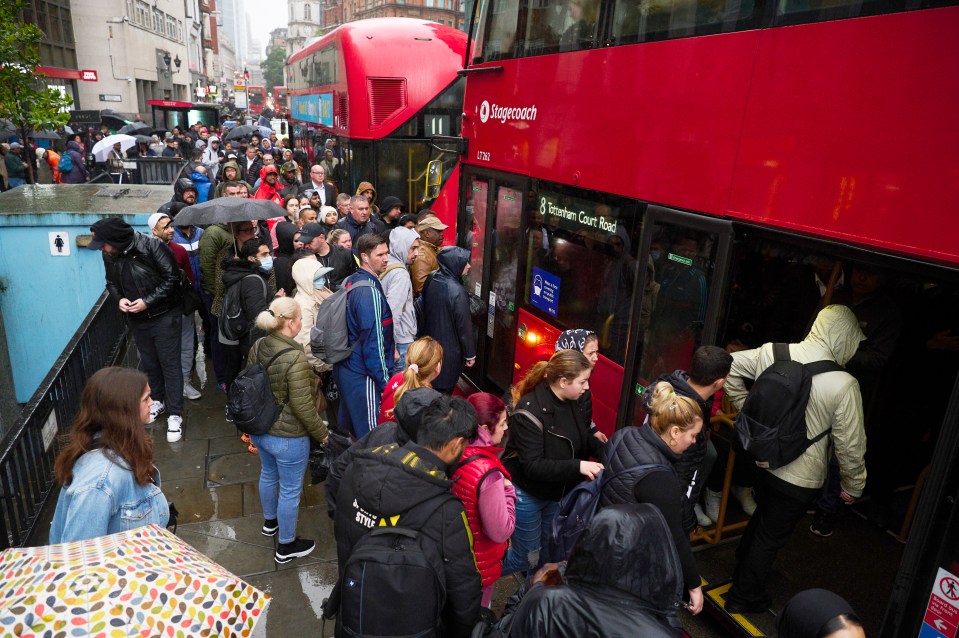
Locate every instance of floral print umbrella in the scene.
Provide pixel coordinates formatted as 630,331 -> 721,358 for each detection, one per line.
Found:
0,524 -> 269,637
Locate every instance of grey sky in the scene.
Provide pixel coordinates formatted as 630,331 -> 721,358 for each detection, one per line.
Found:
244,3 -> 288,57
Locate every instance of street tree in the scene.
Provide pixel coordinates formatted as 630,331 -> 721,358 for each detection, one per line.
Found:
261,47 -> 287,94
0,0 -> 73,184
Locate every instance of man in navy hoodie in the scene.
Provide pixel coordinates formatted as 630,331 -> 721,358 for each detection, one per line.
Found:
334,233 -> 395,438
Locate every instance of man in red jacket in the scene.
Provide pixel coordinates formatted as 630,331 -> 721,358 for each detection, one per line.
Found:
254,165 -> 284,205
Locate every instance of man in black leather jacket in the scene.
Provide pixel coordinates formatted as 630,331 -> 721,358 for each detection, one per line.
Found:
89,217 -> 185,441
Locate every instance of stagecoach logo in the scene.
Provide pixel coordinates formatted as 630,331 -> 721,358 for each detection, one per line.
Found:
479,100 -> 538,124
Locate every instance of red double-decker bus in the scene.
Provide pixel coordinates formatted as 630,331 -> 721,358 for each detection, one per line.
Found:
273,85 -> 289,115
457,0 -> 959,634
247,85 -> 267,116
286,18 -> 466,229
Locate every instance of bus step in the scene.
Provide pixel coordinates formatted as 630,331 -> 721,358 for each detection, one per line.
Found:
703,580 -> 770,637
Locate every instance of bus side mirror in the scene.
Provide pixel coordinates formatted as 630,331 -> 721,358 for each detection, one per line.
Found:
426,160 -> 442,199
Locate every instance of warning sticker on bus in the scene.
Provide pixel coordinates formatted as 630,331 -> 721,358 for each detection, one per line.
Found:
530,267 -> 560,318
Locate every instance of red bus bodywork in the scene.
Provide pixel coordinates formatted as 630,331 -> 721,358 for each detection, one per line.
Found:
286,18 -> 467,230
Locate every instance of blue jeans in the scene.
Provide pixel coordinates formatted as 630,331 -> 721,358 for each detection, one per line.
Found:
250,433 -> 310,544
501,485 -> 559,576
393,342 -> 411,375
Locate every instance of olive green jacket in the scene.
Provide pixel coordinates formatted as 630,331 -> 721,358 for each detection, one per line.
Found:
247,332 -> 328,442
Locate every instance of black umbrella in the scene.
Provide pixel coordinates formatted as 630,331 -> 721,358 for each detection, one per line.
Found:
30,130 -> 62,141
100,109 -> 131,129
0,119 -> 17,142
135,135 -> 154,144
119,122 -> 152,135
224,124 -> 255,141
172,197 -> 286,227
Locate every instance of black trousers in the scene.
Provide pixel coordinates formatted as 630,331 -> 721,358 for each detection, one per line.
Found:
130,312 -> 183,416
727,472 -> 818,606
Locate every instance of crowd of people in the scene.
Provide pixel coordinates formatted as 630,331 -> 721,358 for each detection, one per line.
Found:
39,116 -> 872,637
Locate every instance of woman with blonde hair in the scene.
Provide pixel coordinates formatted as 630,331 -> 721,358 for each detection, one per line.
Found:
248,296 -> 329,564
377,336 -> 443,424
598,380 -> 705,614
50,367 -> 169,543
501,349 -> 604,575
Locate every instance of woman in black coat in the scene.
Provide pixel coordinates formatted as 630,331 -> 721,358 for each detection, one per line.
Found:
422,246 -> 476,394
599,380 -> 705,614
501,350 -> 604,576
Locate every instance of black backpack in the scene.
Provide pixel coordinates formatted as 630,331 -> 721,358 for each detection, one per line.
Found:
545,421 -> 667,562
733,343 -> 844,470
226,340 -> 294,435
219,274 -> 266,342
324,493 -> 452,637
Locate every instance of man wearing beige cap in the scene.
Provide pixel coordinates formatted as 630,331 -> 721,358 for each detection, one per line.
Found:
411,213 -> 448,297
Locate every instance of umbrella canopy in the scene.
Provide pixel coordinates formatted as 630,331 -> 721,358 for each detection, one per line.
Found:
0,524 -> 269,635
135,134 -> 154,144
30,130 -> 62,141
258,125 -> 273,138
224,124 -> 255,141
100,109 -> 131,129
118,121 -> 152,135
0,119 -> 17,142
173,197 -> 286,227
91,134 -> 137,161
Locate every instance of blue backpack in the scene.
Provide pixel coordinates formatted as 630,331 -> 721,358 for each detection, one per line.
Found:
541,420 -> 667,562
57,152 -> 74,173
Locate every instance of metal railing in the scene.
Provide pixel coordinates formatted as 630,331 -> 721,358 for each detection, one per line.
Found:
0,291 -> 127,549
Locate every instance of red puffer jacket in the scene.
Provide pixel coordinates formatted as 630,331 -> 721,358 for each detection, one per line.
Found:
452,446 -> 512,588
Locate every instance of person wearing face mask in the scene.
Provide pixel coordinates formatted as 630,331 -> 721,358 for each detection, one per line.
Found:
597,381 -> 706,615
502,350 -> 605,577
292,259 -> 335,375
220,239 -> 275,388
380,227 -> 421,374
273,221 -> 303,301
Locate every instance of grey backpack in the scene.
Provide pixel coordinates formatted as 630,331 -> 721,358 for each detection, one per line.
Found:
310,280 -> 373,365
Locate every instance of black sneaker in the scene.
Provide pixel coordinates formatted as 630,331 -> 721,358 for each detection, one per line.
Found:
262,519 -> 279,537
275,537 -> 315,564
810,511 -> 836,537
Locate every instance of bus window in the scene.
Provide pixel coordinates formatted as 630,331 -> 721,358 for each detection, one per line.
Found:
775,0 -> 953,25
465,178 -> 490,299
473,0 -> 521,62
522,185 -> 642,365
612,0 -> 759,45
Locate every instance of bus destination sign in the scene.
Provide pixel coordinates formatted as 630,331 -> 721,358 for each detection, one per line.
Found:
539,194 -> 618,234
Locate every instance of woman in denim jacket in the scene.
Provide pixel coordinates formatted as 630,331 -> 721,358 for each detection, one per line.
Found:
50,367 -> 169,543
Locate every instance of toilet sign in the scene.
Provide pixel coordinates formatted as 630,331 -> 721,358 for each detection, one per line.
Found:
49,231 -> 70,256
920,568 -> 959,638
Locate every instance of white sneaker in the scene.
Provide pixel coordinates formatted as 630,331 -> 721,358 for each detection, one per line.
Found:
694,503 -> 714,528
183,381 -> 202,400
149,400 -> 165,424
704,488 -> 722,522
732,486 -> 758,516
167,415 -> 183,443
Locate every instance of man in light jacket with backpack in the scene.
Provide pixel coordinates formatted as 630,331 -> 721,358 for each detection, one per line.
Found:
722,304 -> 867,614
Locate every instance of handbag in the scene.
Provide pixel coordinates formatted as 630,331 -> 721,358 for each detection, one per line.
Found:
309,428 -> 353,484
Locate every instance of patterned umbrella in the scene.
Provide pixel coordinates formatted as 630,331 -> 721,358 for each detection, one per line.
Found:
0,524 -> 269,636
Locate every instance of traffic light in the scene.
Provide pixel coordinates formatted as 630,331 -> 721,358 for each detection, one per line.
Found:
244,67 -> 250,80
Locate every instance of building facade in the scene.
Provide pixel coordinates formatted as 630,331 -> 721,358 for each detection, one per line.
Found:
21,0 -> 83,110
287,0 -> 320,55
323,0 -> 466,33
70,0 -> 193,117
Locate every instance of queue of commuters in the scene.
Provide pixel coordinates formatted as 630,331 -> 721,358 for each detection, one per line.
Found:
46,119 -> 872,637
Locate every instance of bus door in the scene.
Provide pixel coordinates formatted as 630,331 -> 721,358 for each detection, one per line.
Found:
461,171 -> 529,393
619,206 -> 733,426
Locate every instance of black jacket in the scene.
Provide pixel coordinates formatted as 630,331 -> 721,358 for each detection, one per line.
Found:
156,177 -> 198,215
326,387 -> 441,518
103,233 -> 181,320
298,181 -> 336,208
599,424 -> 700,589
496,504 -> 683,637
221,258 -> 270,345
316,245 -> 357,292
503,382 -> 604,502
334,213 -> 387,252
273,221 -> 299,297
643,369 -> 711,532
423,247 -> 476,392
335,442 -> 481,637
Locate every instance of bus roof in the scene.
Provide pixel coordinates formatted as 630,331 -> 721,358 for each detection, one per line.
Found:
287,18 -> 466,139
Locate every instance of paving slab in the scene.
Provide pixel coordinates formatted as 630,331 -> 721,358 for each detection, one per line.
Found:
208,451 -> 262,486
247,561 -> 339,638
164,477 -> 245,523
